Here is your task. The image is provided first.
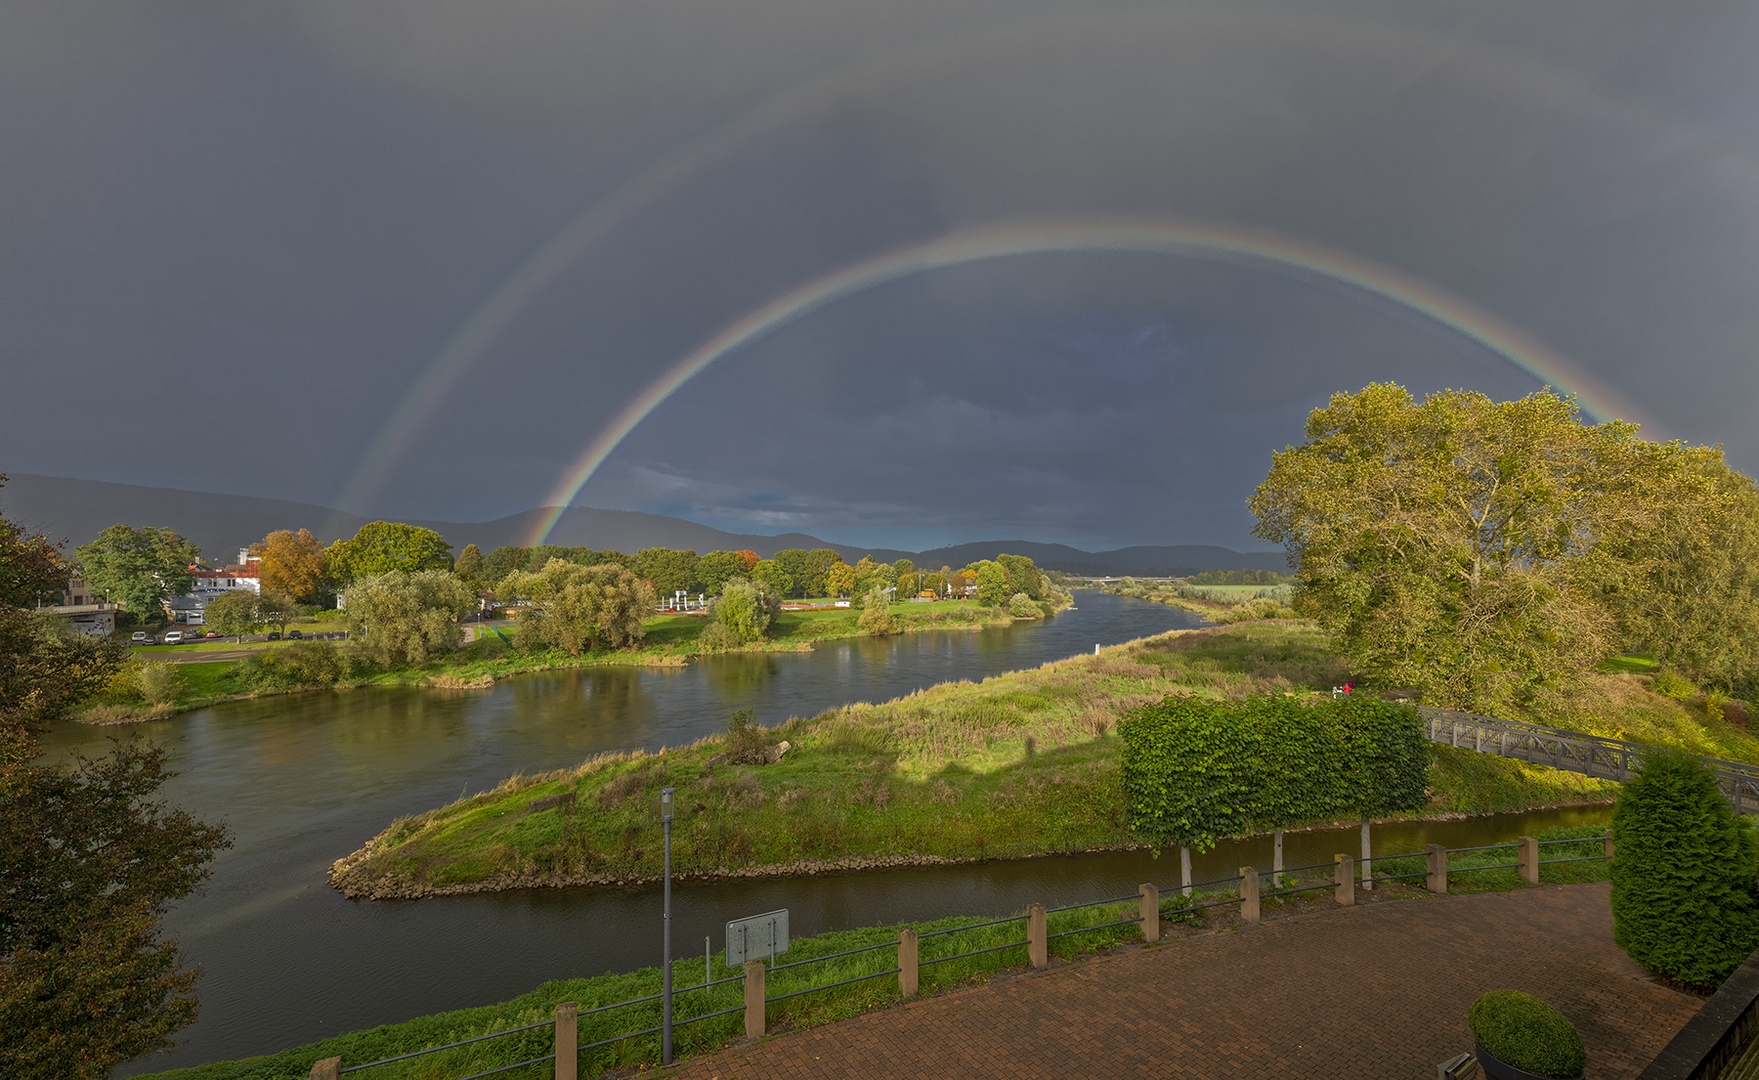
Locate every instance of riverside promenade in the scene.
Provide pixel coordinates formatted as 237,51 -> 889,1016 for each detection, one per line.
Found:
666,883 -> 1700,1079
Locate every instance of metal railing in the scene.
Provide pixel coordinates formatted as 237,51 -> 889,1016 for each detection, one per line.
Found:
1419,706 -> 1759,811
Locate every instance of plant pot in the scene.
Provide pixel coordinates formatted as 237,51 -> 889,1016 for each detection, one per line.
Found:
1474,1041 -> 1584,1080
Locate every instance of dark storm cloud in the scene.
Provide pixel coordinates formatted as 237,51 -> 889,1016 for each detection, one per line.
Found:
3,0 -> 1756,549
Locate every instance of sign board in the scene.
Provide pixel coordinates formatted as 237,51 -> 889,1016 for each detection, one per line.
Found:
725,909 -> 789,967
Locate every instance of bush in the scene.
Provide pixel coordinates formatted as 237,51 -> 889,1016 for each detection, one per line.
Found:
1650,669 -> 1697,699
1007,593 -> 1040,619
1210,596 -> 1300,623
1611,751 -> 1759,985
713,578 -> 778,643
1468,990 -> 1585,1079
1119,693 -> 1429,851
858,602 -> 900,636
136,662 -> 185,705
230,643 -> 358,693
697,622 -> 739,650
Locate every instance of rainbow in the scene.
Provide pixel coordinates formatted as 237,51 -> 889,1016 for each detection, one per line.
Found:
331,6 -> 1725,524
524,216 -> 1649,547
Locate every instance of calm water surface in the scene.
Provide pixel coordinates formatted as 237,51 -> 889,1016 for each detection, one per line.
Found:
34,594 -> 1608,1074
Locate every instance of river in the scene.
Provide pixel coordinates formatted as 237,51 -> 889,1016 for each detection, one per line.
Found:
34,593 -> 1609,1074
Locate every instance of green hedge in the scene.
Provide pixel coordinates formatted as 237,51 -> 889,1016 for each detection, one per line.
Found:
1610,751 -> 1759,985
1468,989 -> 1585,1079
1118,693 -> 1428,851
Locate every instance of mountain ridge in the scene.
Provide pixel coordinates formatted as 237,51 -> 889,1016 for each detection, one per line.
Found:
0,473 -> 1286,576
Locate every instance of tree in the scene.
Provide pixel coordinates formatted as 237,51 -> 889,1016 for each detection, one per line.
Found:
696,551 -> 747,595
255,590 -> 299,634
1611,752 -> 1759,985
634,548 -> 700,598
733,549 -> 761,572
858,581 -> 900,635
503,559 -> 656,656
202,589 -> 260,643
480,545 -> 531,591
323,522 -> 453,586
453,543 -> 486,589
947,569 -> 974,598
749,559 -> 794,600
250,529 -> 327,604
74,525 -> 200,622
712,577 -> 779,643
970,560 -> 1009,606
0,477 -> 229,1079
1248,384 -> 1695,710
1600,447 -> 1759,693
825,559 -> 856,597
997,554 -> 1045,600
342,570 -> 477,665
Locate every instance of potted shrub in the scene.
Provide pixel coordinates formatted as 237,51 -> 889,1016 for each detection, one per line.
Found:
1468,990 -> 1585,1080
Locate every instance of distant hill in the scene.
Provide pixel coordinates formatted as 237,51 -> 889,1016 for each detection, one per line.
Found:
0,473 -> 1284,576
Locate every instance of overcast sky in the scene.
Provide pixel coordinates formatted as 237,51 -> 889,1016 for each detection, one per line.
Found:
5,0 -> 1758,550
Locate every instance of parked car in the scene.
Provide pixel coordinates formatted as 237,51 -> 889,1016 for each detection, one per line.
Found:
266,632 -> 281,641
164,631 -> 184,644
131,631 -> 147,642
205,631 -> 218,638
140,634 -> 158,645
287,629 -> 302,640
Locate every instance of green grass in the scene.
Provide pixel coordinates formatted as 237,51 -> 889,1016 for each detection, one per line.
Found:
334,621 -> 1707,898
133,905 -> 1142,1080
1598,654 -> 1661,674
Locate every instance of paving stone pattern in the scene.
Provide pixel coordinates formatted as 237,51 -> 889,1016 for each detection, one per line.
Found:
664,883 -> 1700,1080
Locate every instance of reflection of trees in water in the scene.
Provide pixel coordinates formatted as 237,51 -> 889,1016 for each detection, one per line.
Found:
704,653 -> 784,706
509,668 -> 658,742
323,688 -> 473,746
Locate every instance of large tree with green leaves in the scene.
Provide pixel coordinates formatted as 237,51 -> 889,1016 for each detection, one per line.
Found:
1248,384 -> 1698,710
633,548 -> 700,598
341,569 -> 476,664
324,522 -> 453,586
202,589 -> 260,643
503,559 -> 656,656
0,477 -> 230,1079
74,525 -> 200,621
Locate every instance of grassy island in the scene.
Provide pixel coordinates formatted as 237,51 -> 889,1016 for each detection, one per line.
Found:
330,621 -> 1757,900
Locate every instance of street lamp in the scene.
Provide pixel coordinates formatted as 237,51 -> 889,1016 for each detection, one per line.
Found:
660,786 -> 675,1064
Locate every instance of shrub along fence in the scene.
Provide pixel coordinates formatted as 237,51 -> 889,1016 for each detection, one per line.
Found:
301,826 -> 1613,1080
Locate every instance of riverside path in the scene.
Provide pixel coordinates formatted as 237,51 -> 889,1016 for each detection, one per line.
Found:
662,883 -> 1698,1079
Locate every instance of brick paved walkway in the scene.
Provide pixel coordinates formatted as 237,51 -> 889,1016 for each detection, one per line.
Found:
665,883 -> 1700,1080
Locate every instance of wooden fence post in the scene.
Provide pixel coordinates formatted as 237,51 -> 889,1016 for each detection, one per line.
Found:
1426,844 -> 1448,894
1334,854 -> 1355,907
1139,884 -> 1160,943
897,927 -> 918,998
1604,828 -> 1615,862
1239,867 -> 1260,924
1028,903 -> 1048,967
1518,836 -> 1540,885
743,960 -> 765,1038
554,1001 -> 578,1080
308,1058 -> 340,1080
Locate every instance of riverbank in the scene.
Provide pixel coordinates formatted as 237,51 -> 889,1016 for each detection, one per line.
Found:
150,825 -> 1621,1080
75,599 -> 1049,724
329,620 -> 1747,900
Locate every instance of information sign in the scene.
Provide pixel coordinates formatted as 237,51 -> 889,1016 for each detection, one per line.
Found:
725,909 -> 789,967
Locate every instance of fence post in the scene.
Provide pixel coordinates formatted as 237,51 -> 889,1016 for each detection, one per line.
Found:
1180,845 -> 1193,897
743,960 -> 765,1038
1518,836 -> 1540,885
1604,828 -> 1615,862
898,927 -> 918,998
1273,828 -> 1284,888
1360,819 -> 1373,890
1426,844 -> 1448,894
1139,883 -> 1160,943
1027,903 -> 1048,967
308,1058 -> 340,1080
1334,854 -> 1355,907
1239,867 -> 1260,925
554,1001 -> 578,1080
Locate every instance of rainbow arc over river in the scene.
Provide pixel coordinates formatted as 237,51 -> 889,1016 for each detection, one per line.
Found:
527,216 -> 1646,548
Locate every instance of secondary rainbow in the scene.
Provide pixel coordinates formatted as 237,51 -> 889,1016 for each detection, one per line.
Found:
525,216 -> 1646,547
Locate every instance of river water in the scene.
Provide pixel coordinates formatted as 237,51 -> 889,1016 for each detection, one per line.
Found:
35,593 -> 1610,1074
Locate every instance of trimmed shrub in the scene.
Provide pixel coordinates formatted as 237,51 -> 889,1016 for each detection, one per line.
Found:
1468,990 -> 1585,1079
1611,751 -> 1759,985
1119,693 -> 1428,851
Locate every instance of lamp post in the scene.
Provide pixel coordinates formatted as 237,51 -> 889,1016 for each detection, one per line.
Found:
661,786 -> 675,1064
